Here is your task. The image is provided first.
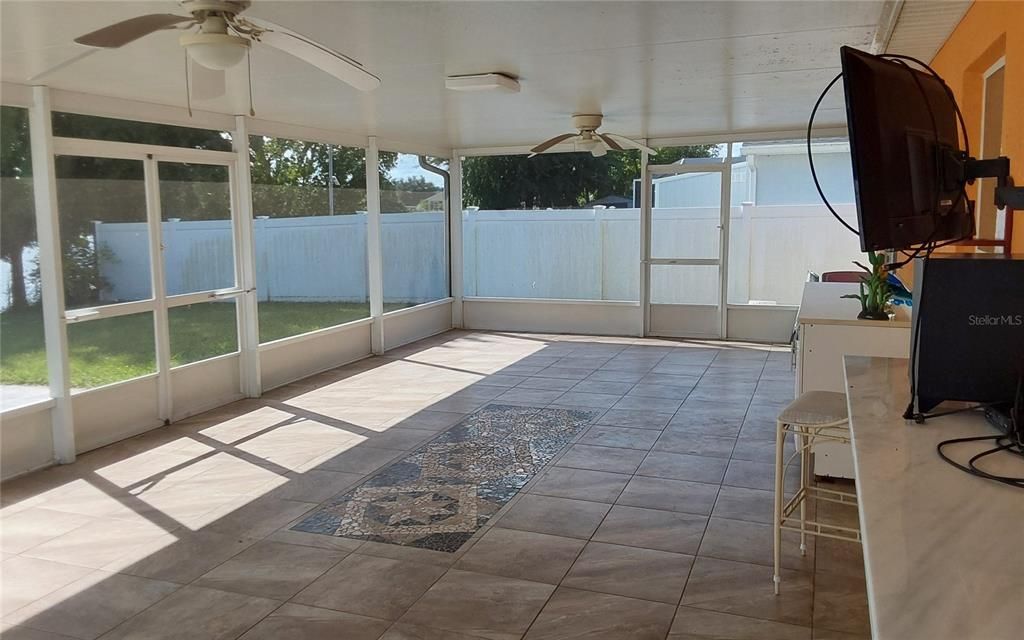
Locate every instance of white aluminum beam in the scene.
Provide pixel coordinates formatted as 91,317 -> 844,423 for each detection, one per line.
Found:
366,137 -> 385,354
232,116 -> 262,397
28,86 -> 75,463
449,155 -> 465,328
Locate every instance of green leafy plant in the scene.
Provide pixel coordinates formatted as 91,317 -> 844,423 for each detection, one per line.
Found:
841,250 -> 893,320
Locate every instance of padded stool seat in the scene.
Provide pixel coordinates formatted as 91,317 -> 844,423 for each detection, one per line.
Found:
776,390 -> 848,426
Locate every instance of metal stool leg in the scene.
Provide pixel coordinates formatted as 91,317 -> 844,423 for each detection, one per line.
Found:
799,427 -> 809,555
773,419 -> 785,595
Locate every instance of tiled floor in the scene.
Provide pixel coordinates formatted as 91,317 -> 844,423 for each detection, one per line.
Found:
0,331 -> 869,640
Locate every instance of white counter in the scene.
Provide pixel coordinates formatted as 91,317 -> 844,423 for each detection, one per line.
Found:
797,282 -> 911,327
843,355 -> 1024,640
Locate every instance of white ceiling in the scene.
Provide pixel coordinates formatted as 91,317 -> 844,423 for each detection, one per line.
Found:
0,1 -> 957,150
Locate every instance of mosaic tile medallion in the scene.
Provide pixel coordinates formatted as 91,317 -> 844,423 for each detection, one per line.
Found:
292,404 -> 598,552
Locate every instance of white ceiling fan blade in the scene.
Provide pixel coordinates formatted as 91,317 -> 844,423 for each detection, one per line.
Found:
27,48 -> 100,82
75,14 -> 194,48
529,133 -> 578,157
604,133 -> 656,155
190,61 -> 226,100
244,18 -> 380,91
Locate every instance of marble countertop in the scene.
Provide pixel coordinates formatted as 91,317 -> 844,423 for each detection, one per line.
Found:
798,282 -> 911,327
843,356 -> 1024,640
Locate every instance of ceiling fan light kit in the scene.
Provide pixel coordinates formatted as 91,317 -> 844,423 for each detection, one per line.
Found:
179,32 -> 250,70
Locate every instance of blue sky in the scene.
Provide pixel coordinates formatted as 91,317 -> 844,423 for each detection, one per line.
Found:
389,153 -> 444,187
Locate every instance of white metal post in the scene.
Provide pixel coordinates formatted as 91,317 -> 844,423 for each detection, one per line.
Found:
639,147 -> 651,337
366,137 -> 385,353
718,147 -> 733,339
233,115 -> 262,396
28,86 -> 75,462
143,157 -> 172,421
449,155 -> 464,328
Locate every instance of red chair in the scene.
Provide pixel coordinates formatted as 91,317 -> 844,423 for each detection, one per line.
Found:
820,271 -> 865,283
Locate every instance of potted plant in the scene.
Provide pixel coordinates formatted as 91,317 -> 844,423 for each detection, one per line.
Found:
841,250 -> 892,320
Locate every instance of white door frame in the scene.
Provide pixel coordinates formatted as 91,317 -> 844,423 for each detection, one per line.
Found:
642,162 -> 731,338
52,138 -> 245,424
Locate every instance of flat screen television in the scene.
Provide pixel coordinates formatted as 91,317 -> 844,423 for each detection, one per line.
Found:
840,46 -> 973,252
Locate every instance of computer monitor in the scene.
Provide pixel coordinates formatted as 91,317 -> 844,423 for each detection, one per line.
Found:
840,46 -> 973,252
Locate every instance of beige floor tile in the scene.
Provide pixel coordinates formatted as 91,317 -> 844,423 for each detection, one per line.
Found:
496,494 -> 611,539
96,585 -> 279,640
723,459 -> 798,492
814,536 -> 865,578
668,606 -> 811,639
494,388 -> 565,405
554,444 -> 647,474
528,467 -> 630,503
263,527 -> 364,553
3,571 -> 179,640
353,540 -> 459,568
593,505 -> 707,555
616,476 -> 720,516
264,470 -> 362,504
22,519 -> 172,571
698,517 -> 814,572
388,410 -> 466,432
399,569 -> 554,640
711,485 -> 775,524
315,446 -> 403,474
116,529 -> 257,584
203,497 -> 315,540
552,391 -> 622,410
0,509 -> 94,555
515,376 -> 578,391
292,554 -> 445,620
654,432 -> 736,459
570,380 -> 634,396
524,587 -> 675,640
194,541 -> 346,600
454,528 -> 584,584
0,557 -> 93,617
637,451 -> 728,485
681,557 -> 812,627
812,572 -> 870,636
0,625 -> 80,639
237,603 -> 390,640
596,409 -> 673,430
562,541 -> 692,604
587,370 -> 648,384
611,395 -> 684,413
811,629 -> 870,640
577,425 -> 660,450
379,622 -> 488,639
364,428 -> 435,451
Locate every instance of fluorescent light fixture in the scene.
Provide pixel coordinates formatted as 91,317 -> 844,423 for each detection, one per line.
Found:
445,73 -> 520,93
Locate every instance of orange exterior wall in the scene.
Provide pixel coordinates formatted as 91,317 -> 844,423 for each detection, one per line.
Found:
930,0 -> 1024,252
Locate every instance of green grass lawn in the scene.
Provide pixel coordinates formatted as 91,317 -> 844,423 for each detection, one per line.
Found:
0,301 -> 407,388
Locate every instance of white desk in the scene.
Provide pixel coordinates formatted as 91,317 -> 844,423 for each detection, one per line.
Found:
844,355 -> 1024,640
796,282 -> 911,477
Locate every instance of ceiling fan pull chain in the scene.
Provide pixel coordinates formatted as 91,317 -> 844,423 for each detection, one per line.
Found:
247,48 -> 256,116
184,52 -> 193,118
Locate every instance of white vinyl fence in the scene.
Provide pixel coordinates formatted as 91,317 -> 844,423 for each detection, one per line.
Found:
89,204 -> 860,309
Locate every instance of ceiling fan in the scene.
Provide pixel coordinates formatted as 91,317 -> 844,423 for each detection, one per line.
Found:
529,114 -> 655,158
31,0 -> 380,101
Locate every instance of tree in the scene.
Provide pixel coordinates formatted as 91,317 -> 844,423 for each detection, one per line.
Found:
462,145 -> 717,209
0,106 -> 36,309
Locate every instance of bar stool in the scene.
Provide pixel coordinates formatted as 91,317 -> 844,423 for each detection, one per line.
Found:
773,390 -> 861,594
